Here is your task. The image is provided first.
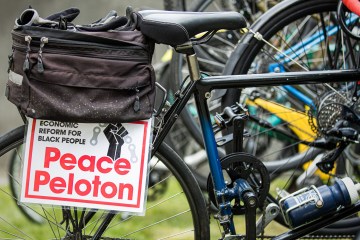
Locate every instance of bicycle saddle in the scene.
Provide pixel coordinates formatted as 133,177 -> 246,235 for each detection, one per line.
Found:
133,10 -> 246,46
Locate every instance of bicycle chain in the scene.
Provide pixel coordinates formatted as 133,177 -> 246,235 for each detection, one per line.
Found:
307,110 -> 319,136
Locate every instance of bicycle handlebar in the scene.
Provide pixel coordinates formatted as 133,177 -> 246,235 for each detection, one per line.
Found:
343,0 -> 360,16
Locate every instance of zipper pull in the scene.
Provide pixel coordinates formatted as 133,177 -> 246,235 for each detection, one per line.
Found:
133,88 -> 140,112
37,37 -> 48,73
7,50 -> 14,73
23,35 -> 32,72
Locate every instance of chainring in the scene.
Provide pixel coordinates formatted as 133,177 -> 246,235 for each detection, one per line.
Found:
207,152 -> 270,215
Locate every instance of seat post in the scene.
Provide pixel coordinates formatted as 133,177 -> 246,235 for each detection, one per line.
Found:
186,53 -> 201,81
175,44 -> 201,81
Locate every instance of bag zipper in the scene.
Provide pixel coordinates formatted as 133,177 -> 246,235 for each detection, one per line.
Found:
12,31 -> 146,48
12,32 -> 149,61
7,49 -> 14,73
133,87 -> 140,112
23,35 -> 32,72
37,37 -> 48,73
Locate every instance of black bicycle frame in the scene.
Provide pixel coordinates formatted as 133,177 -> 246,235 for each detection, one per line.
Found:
95,68 -> 360,239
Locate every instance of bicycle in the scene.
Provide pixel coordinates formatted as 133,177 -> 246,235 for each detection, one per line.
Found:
2,2 -> 360,240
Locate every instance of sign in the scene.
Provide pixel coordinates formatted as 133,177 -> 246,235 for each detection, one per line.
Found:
20,119 -> 151,213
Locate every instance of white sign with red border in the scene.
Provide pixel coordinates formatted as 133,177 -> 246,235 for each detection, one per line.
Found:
20,118 -> 151,213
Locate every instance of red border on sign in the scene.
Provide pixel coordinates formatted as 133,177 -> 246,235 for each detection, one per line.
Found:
24,119 -> 37,198
23,119 -> 149,209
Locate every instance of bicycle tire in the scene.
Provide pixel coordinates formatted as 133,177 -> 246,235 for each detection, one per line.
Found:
0,125 -> 210,239
221,0 -> 360,234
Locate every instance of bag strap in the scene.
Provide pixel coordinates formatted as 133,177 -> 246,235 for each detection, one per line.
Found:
45,8 -> 80,22
77,16 -> 129,32
78,7 -> 137,32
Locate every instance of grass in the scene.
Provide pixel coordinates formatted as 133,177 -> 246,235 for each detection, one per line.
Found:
1,179 -> 204,239
0,176 -> 289,239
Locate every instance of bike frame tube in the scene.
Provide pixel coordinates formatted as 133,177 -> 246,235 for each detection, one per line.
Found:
199,69 -> 360,89
193,90 -> 225,192
282,85 -> 316,109
193,89 -> 236,234
268,64 -> 316,108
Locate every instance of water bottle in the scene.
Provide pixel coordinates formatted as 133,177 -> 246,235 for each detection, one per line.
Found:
279,177 -> 360,229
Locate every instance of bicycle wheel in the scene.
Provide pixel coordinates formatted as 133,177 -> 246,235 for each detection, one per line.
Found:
221,0 -> 360,234
0,125 -> 210,239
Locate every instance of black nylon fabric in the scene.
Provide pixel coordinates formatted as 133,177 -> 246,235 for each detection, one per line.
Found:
6,10 -> 155,123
